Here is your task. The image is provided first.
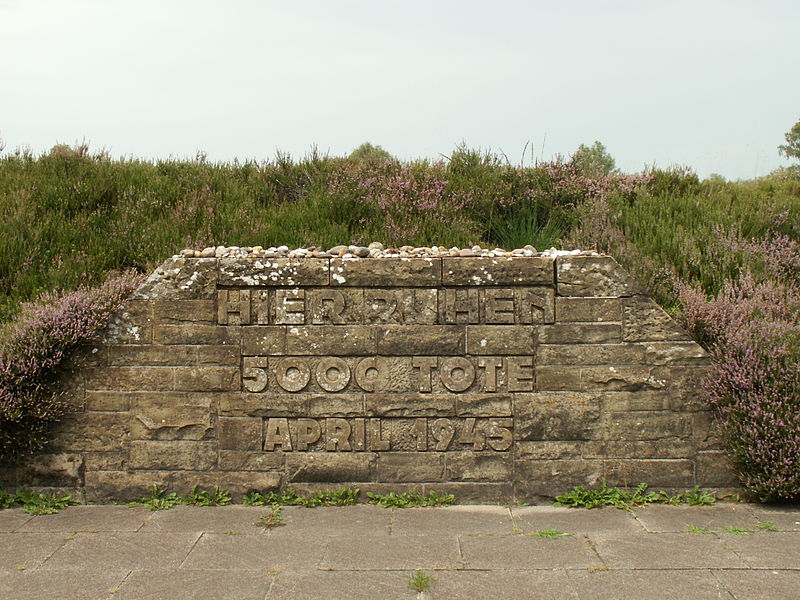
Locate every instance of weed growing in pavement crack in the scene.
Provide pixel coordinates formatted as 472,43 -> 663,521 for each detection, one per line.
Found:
408,570 -> 434,592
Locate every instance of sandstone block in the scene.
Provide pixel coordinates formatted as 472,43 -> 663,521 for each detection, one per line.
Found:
642,341 -> 708,365
456,394 -> 512,417
514,441 -> 583,459
555,297 -> 621,322
445,452 -> 513,482
84,452 -> 126,471
218,417 -> 262,450
308,393 -> 365,417
537,343 -> 645,365
102,301 -> 153,344
330,257 -> 441,286
606,412 -> 692,441
622,296 -> 692,341
466,325 -> 536,355
218,257 -> 329,286
365,393 -> 457,417
514,392 -> 603,441
377,325 -> 465,355
84,366 -> 173,391
130,392 -> 215,441
128,441 -> 217,470
285,453 -> 376,482
442,257 -> 554,286
377,453 -> 446,482
218,392 -> 310,418
514,459 -> 604,498
85,390 -> 132,411
556,256 -> 641,297
537,323 -> 622,344
154,300 -> 215,324
603,459 -> 694,488
218,450 -> 285,471
153,324 -> 240,345
241,326 -> 286,355
535,366 -> 669,392
17,453 -> 84,487
695,451 -> 739,487
581,440 -> 695,459
48,413 -> 127,452
133,257 -> 218,299
173,366 -> 240,392
107,345 -> 196,366
286,325 -> 377,355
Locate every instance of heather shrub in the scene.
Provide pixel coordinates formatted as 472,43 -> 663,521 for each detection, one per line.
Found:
678,230 -> 800,501
0,271 -> 143,461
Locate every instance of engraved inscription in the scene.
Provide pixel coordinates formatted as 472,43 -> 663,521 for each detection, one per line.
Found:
262,417 -> 512,452
218,287 -> 554,325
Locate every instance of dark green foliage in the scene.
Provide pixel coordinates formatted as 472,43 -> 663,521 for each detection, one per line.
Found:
0,484 -> 78,514
179,485 -> 231,506
242,487 -> 359,507
554,480 -> 716,510
366,490 -> 455,508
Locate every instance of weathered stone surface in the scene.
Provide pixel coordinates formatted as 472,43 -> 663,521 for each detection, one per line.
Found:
30,252 -> 722,502
538,323 -> 622,344
130,393 -> 215,441
128,441 -> 217,470
555,296 -> 621,322
377,325 -> 464,355
556,255 -> 642,297
442,257 -> 553,285
218,257 -> 329,286
466,325 -> 536,354
622,296 -> 692,341
133,257 -> 218,299
330,257 -> 441,286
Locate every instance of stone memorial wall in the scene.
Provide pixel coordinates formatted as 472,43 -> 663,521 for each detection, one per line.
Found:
4,249 -> 736,502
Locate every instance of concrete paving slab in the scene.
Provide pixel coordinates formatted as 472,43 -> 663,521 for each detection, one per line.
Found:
0,533 -> 68,570
591,532 -> 749,569
633,504 -> 760,533
41,532 -> 200,570
138,505 -> 268,534
319,534 -> 461,570
511,506 -> 643,536
272,505 -> 392,536
18,505 -> 152,532
567,569 -> 734,600
268,569 -> 411,600
0,509 -> 33,532
392,505 -> 516,536
427,569 -> 578,600
459,534 -> 599,570
719,532 -> 800,569
182,532 -> 328,570
713,569 -> 800,600
115,569 -> 273,600
0,568 -> 128,600
749,506 -> 800,531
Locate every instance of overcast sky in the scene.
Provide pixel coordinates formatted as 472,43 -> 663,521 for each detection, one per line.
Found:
1,0 -> 798,179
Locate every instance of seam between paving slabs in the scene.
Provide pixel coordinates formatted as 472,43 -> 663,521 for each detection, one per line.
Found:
176,532 -> 205,569
35,533 -> 75,570
708,569 -> 743,600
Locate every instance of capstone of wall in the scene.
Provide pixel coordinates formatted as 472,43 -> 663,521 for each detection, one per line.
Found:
2,249 -> 738,502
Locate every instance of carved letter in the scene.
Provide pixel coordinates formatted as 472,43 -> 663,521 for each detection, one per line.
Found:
325,418 -> 352,451
274,289 -> 305,324
264,418 -> 292,451
364,289 -> 401,323
483,289 -> 515,324
439,357 -> 476,393
315,357 -> 351,392
478,357 -> 503,392
352,418 -> 366,451
441,289 -> 479,324
218,289 -> 251,325
295,418 -> 321,451
368,418 -> 390,451
355,357 -> 386,392
412,357 -> 437,393
507,357 -> 534,392
309,289 -> 346,324
275,357 -> 311,392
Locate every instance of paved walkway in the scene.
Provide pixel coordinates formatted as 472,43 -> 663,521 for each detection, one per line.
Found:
1,502 -> 798,599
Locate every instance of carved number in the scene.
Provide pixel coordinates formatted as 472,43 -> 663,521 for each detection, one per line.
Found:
430,418 -> 456,451
486,418 -> 513,451
456,418 -> 485,451
243,366 -> 268,393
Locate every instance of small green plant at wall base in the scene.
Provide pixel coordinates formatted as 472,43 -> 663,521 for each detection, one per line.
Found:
257,507 -> 284,530
128,485 -> 180,511
408,570 -> 434,593
722,526 -> 751,535
243,487 -> 359,507
757,521 -> 777,531
179,485 -> 231,506
367,491 -> 455,508
535,529 -> 571,539
554,480 -> 717,510
685,525 -> 714,534
0,486 -> 78,515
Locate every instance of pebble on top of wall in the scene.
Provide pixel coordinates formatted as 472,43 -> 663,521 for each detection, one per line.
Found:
5,245 -> 738,503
